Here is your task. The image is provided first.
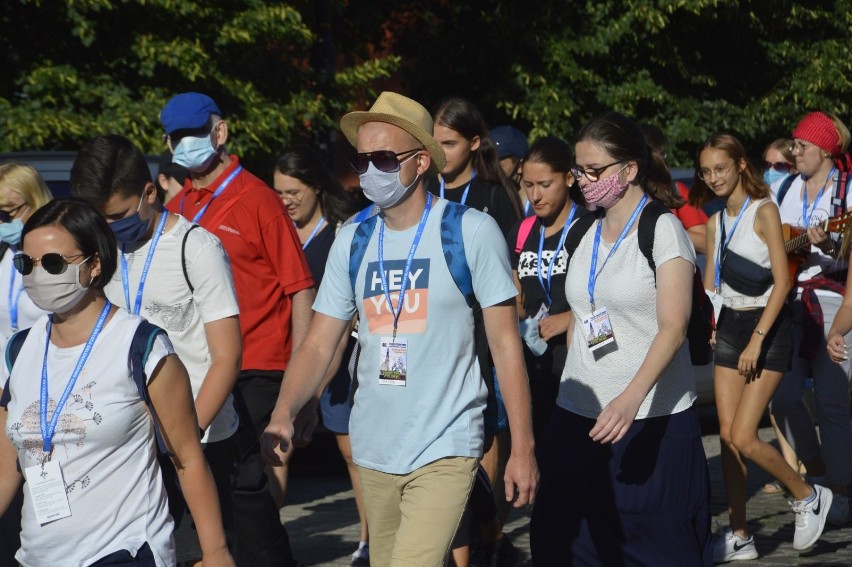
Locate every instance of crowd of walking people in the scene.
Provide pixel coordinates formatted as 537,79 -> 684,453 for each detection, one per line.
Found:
0,88 -> 849,567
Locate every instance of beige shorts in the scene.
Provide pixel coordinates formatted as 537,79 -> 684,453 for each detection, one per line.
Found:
358,456 -> 479,566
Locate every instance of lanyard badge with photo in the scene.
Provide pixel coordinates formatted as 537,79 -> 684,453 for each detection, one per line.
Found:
582,195 -> 646,353
376,194 -> 432,386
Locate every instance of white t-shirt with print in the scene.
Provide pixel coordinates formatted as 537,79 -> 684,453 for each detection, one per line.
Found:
559,211 -> 697,420
315,199 -> 518,475
105,214 -> 240,443
2,310 -> 176,567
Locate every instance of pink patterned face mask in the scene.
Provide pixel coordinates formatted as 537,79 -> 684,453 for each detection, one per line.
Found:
580,164 -> 629,208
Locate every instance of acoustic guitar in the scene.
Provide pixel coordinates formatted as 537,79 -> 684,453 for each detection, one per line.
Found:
782,211 -> 852,283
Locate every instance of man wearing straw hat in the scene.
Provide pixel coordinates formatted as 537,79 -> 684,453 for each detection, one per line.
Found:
262,91 -> 538,566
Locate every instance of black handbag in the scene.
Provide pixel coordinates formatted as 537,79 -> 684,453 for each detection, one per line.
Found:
721,249 -> 773,296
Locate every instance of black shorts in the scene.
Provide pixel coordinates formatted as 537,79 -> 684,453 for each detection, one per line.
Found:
714,304 -> 793,373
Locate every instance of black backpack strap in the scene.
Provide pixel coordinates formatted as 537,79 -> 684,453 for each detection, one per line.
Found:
637,199 -> 672,277
181,224 -> 201,294
776,174 -> 797,207
129,320 -> 171,455
564,210 -> 599,262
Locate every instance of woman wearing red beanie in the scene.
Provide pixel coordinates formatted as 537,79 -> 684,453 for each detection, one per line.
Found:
770,111 -> 852,530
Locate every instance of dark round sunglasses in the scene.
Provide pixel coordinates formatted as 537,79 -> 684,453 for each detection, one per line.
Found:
349,148 -> 422,174
764,161 -> 793,173
13,253 -> 89,276
0,203 -> 26,224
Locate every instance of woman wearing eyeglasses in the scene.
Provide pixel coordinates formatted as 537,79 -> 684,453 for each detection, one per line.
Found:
694,134 -> 830,560
0,163 -> 53,350
530,111 -> 711,565
0,199 -> 233,566
769,111 -> 852,529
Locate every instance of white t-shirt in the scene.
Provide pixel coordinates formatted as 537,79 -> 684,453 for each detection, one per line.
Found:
0,247 -> 46,350
774,173 -> 852,295
105,215 -> 240,443
2,310 -> 176,567
712,198 -> 774,301
315,199 -> 518,474
559,211 -> 697,420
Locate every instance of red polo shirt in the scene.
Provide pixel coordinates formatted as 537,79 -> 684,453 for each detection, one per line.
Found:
167,156 -> 314,372
672,181 -> 708,229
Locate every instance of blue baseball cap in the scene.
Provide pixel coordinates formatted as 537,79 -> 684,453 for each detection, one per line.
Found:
490,125 -> 529,159
160,92 -> 222,135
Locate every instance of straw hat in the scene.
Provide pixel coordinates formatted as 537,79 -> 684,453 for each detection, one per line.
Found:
340,92 -> 447,172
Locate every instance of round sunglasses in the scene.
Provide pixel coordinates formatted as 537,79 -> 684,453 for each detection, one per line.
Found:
13,253 -> 90,276
349,148 -> 422,174
763,161 -> 793,173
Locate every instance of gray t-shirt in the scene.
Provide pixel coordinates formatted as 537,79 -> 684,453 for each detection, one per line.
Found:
559,211 -> 697,420
314,198 -> 517,474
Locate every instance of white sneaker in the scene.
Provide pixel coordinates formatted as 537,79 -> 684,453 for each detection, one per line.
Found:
712,527 -> 758,563
827,494 -> 849,526
791,484 -> 833,550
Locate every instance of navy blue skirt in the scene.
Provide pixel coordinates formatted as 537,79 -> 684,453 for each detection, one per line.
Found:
530,405 -> 712,566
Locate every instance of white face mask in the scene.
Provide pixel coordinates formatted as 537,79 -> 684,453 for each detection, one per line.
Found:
358,154 -> 420,209
172,125 -> 219,172
22,256 -> 92,313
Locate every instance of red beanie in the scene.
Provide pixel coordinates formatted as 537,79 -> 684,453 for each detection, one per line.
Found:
792,112 -> 841,156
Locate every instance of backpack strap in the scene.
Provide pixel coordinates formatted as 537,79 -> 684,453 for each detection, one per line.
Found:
564,210 -> 599,262
775,174 -> 798,207
181,224 -> 201,294
514,216 -> 537,255
348,214 -> 380,295
129,320 -> 172,456
637,199 -> 672,276
831,171 -> 850,217
440,201 -> 475,308
0,328 -> 30,408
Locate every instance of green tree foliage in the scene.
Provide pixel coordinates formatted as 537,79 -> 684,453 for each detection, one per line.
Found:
0,0 -> 399,170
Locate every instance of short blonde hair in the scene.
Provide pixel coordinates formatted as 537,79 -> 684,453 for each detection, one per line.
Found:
0,162 -> 53,213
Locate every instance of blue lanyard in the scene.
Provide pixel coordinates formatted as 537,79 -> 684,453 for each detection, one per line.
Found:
524,199 -> 532,216
537,203 -> 577,307
714,197 -> 751,292
378,192 -> 433,339
40,300 -> 111,453
180,165 -> 243,223
439,169 -> 477,205
121,210 -> 169,316
8,251 -> 24,332
802,167 -> 835,228
301,216 -> 326,251
587,194 -> 648,309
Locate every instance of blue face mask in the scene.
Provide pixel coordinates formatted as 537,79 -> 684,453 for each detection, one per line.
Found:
0,219 -> 23,246
110,196 -> 151,245
172,126 -> 219,172
764,169 -> 787,187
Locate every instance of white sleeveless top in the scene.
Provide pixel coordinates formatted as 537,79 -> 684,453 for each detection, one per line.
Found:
713,198 -> 774,307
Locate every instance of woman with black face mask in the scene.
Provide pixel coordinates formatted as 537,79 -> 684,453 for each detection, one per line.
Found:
0,199 -> 233,567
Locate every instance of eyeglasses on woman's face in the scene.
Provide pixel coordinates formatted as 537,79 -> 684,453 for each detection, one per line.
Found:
0,203 -> 26,224
788,140 -> 817,156
13,253 -> 90,276
763,161 -> 793,173
569,160 -> 625,182
349,148 -> 422,175
697,162 -> 736,181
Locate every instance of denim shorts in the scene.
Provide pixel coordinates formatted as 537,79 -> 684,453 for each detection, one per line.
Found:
714,305 -> 793,373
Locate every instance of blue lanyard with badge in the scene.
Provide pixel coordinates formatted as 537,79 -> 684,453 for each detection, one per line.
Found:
8,252 -> 25,332
376,193 -> 432,386
27,300 -> 111,525
533,202 -> 577,320
583,194 -> 647,352
179,165 -> 242,223
801,167 -> 835,229
120,210 -> 169,316
705,197 -> 751,324
301,216 -> 326,251
439,169 -> 477,205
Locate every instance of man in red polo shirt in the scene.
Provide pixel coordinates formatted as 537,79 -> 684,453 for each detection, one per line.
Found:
161,92 -> 314,567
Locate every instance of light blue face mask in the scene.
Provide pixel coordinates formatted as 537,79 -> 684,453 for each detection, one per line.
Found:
0,219 -> 24,246
764,169 -> 787,187
172,125 -> 219,172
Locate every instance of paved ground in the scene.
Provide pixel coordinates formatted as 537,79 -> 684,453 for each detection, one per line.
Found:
178,414 -> 852,565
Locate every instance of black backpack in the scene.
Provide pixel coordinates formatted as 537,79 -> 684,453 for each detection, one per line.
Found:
3,320 -> 186,527
564,200 -> 714,366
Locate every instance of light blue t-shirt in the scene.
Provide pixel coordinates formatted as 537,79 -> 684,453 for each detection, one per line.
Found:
314,198 -> 517,474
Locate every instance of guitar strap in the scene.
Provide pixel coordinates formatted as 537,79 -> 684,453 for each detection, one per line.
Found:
831,171 -> 850,217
